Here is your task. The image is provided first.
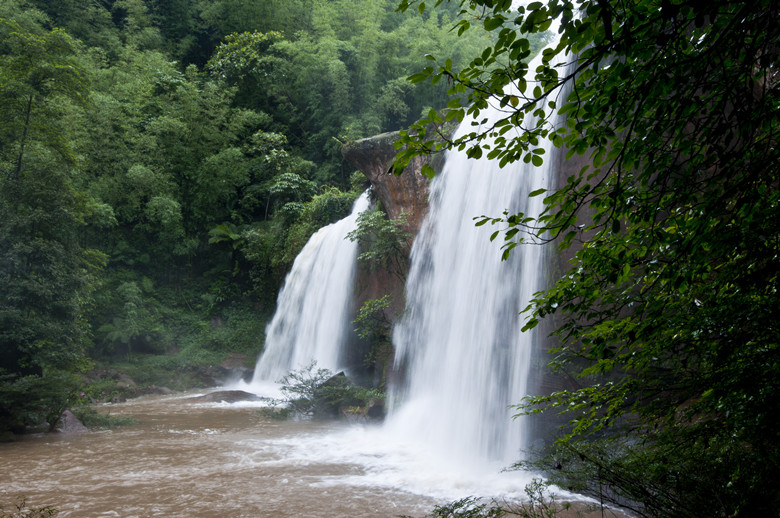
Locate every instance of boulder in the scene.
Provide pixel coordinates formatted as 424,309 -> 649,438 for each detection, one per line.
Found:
55,410 -> 88,434
342,131 -> 434,236
320,371 -> 348,388
187,390 -> 262,403
115,374 -> 137,389
365,399 -> 385,419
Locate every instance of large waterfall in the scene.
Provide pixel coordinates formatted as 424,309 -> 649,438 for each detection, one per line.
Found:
385,98 -> 557,468
250,191 -> 371,384
238,28 -> 568,499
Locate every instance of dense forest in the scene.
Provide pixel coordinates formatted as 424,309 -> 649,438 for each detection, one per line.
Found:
0,0 -> 492,434
2,0 -> 778,516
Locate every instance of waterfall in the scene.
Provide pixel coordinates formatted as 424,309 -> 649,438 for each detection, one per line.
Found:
386,68 -> 560,468
251,191 -> 372,384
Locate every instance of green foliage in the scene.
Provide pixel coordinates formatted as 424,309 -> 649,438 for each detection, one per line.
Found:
347,207 -> 412,278
207,30 -> 285,81
0,17 -> 87,175
274,362 -> 384,418
0,0 -> 488,434
353,295 -> 395,373
399,0 -> 780,516
201,0 -> 493,185
0,16 -> 96,406
96,281 -> 164,355
70,406 -> 136,430
275,187 -> 359,268
517,435 -> 760,518
0,372 -> 79,433
354,295 -> 393,342
409,497 -> 507,518
401,480 -> 568,518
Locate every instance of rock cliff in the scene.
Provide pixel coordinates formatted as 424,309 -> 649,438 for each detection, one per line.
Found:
341,131 -> 435,235
341,131 -> 444,385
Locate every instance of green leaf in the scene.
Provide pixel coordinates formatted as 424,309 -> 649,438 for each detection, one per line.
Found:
408,71 -> 431,84
484,16 -> 505,31
467,145 -> 483,159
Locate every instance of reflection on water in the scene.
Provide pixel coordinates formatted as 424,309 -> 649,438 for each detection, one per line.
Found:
0,392 -> 439,518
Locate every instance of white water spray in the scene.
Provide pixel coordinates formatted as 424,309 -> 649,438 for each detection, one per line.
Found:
250,191 -> 371,385
235,20 -> 573,499
386,61 -> 564,471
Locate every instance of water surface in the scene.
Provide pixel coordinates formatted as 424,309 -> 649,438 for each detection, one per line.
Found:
1,392 -> 439,517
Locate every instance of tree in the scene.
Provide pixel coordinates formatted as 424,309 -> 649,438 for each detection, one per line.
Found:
396,1 -> 779,516
201,0 -> 494,186
0,18 -> 87,177
0,18 -> 97,432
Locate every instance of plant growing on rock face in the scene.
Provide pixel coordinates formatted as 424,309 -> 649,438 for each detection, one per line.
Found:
347,208 -> 412,280
353,295 -> 394,372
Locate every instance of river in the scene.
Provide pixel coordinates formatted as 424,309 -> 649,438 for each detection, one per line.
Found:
0,390 -> 535,517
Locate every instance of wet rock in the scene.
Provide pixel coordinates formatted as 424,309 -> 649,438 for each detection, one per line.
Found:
55,410 -> 88,434
340,398 -> 386,423
365,399 -> 385,419
187,390 -> 261,403
342,131 -> 434,236
321,371 -> 348,388
210,366 -> 254,386
115,374 -> 137,389
343,127 -> 452,387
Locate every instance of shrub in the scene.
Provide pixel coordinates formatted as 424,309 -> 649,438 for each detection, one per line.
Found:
0,372 -> 79,433
273,361 -> 383,418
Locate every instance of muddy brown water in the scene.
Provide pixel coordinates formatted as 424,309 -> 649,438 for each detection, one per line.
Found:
1,392 -> 633,518
0,392 -> 438,517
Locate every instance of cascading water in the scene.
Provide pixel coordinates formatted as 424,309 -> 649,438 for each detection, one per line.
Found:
232,17 -> 575,501
250,191 -> 371,385
386,62 -> 562,470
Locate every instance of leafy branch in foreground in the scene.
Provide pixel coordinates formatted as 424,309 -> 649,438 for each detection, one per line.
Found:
399,479 -> 574,518
397,1 -> 779,516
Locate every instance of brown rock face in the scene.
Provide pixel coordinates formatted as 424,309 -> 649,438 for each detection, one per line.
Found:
341,131 -> 432,235
341,131 -> 446,385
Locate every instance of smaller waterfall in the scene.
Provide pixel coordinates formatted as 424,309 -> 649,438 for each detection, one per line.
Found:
251,191 -> 371,384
